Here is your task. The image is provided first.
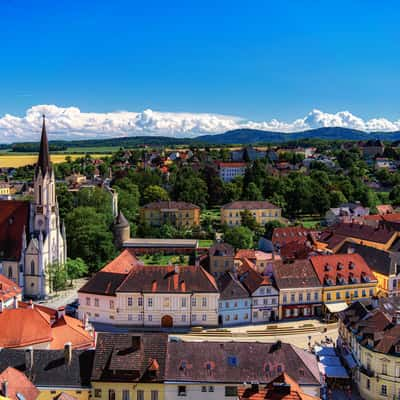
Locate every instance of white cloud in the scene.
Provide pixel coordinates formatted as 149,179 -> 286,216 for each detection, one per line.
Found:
0,104 -> 399,142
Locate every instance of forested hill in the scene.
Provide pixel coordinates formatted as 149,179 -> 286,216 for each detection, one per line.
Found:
6,126 -> 400,150
196,127 -> 400,144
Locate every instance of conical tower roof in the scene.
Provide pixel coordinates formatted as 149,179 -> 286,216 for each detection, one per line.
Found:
35,115 -> 51,177
114,210 -> 129,227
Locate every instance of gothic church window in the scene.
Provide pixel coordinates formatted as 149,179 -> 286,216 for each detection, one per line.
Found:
31,260 -> 35,275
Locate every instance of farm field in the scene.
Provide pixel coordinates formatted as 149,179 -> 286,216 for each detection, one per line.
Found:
0,153 -> 112,168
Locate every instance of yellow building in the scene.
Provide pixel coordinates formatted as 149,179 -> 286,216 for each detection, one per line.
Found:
316,222 -> 399,253
337,242 -> 400,297
221,201 -> 281,227
338,298 -> 400,400
310,254 -> 378,313
0,183 -> 15,196
92,333 -> 167,400
140,201 -> 200,228
208,242 -> 235,278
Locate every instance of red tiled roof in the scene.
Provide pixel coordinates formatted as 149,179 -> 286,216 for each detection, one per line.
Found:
0,367 -> 39,400
222,201 -> 279,210
364,213 -> 400,223
310,254 -> 377,287
279,239 -> 314,260
272,227 -> 315,246
101,248 -> 141,273
0,275 -> 21,303
50,315 -> 94,350
0,307 -> 52,348
0,200 -> 29,260
142,201 -> 199,210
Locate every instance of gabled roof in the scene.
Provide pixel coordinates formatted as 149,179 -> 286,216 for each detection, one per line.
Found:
0,349 -> 94,388
92,333 -> 168,382
165,341 -> 321,386
237,261 -> 272,294
209,242 -> 235,257
310,254 -> 377,287
273,260 -> 321,290
0,200 -> 29,260
142,201 -> 199,210
0,308 -> 52,348
272,227 -> 315,246
222,201 -> 279,210
0,367 -> 39,400
0,275 -> 22,303
218,272 -> 250,300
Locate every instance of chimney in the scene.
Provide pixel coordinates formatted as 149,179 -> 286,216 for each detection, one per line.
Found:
394,309 -> 400,325
29,299 -> 34,309
174,265 -> 180,274
64,342 -> 72,365
1,381 -> 8,398
13,296 -> 18,309
0,300 -> 3,313
347,246 -> 355,254
25,347 -> 34,372
57,306 -> 65,319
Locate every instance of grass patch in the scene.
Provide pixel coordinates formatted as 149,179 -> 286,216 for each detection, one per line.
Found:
66,146 -> 118,153
199,239 -> 214,248
139,254 -> 190,266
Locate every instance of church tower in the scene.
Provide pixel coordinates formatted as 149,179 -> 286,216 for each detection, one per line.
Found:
24,116 -> 66,299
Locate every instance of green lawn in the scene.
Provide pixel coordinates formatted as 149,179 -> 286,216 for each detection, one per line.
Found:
65,146 -> 118,153
139,254 -> 190,266
199,239 -> 214,248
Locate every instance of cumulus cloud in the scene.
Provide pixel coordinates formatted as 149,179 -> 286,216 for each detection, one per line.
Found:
0,105 -> 400,142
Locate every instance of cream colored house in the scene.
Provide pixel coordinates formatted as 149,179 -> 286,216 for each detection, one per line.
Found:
221,201 -> 282,227
78,249 -> 219,327
338,298 -> 400,400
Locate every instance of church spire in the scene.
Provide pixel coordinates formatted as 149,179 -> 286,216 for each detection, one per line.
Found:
36,114 -> 51,176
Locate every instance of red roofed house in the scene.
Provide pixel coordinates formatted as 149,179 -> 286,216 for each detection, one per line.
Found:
78,249 -> 219,328
310,254 -> 378,314
0,367 -> 39,400
0,300 -> 94,350
0,275 -> 22,309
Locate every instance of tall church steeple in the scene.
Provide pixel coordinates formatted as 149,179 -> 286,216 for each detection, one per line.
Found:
35,115 -> 51,177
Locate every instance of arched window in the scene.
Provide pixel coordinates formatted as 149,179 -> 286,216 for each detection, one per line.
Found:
8,266 -> 13,279
31,260 -> 35,275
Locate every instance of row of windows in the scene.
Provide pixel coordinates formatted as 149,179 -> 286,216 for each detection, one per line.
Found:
85,296 -> 209,308
225,313 -> 249,321
178,386 -> 237,397
88,313 -> 208,322
104,389 -> 158,400
283,292 -> 319,303
253,298 -> 277,306
227,211 -> 279,218
326,288 -> 373,301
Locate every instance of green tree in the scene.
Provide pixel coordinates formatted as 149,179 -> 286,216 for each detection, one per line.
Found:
390,185 -> 400,205
264,220 -> 286,240
65,206 -> 117,272
47,262 -> 68,293
56,183 -> 75,219
142,185 -> 170,204
113,178 -> 140,221
243,182 -> 263,201
329,190 -> 347,208
76,187 -> 113,217
223,225 -> 254,249
65,257 -> 88,285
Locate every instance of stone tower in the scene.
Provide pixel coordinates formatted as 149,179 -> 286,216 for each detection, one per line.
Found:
113,210 -> 130,249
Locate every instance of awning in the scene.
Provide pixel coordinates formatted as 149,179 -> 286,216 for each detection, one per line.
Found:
343,353 -> 357,369
325,302 -> 348,313
324,365 -> 349,379
315,346 -> 336,357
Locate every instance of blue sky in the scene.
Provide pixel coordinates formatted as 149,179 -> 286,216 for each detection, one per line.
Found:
1,0 -> 400,140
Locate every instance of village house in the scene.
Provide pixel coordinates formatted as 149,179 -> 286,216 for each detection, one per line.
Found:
272,260 -> 323,319
91,333 -> 167,400
217,162 -> 247,182
208,242 -> 235,278
221,201 -> 282,227
338,242 -> 400,297
234,249 -> 277,274
78,249 -> 219,328
0,346 -> 93,400
0,367 -> 39,400
310,253 -> 378,314
0,299 -> 94,350
237,259 -> 279,322
338,297 -> 400,400
140,201 -> 200,228
324,203 -> 370,226
0,274 -> 22,309
164,340 -> 323,399
217,271 -> 251,326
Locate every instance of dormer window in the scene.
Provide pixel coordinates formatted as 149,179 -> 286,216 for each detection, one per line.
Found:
395,344 -> 400,354
349,262 -> 355,270
228,356 -> 238,367
179,361 -> 187,371
325,263 -> 331,272
337,263 -> 343,271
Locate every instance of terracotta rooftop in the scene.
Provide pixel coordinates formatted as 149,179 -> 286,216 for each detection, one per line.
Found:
142,201 -> 199,210
0,367 -> 39,400
101,248 -> 140,274
0,276 -> 21,304
310,253 -> 377,287
273,260 -> 321,290
272,227 -> 315,247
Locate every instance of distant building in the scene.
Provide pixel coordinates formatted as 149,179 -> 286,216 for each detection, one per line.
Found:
375,157 -> 397,171
140,201 -> 200,228
359,139 -> 385,158
221,201 -> 282,227
217,162 -> 246,182
325,202 -> 369,225
231,146 -> 266,162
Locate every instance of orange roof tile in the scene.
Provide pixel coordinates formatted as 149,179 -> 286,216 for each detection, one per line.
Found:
0,308 -> 52,348
101,248 -> 141,274
50,315 -> 94,350
0,367 -> 39,400
0,276 -> 21,303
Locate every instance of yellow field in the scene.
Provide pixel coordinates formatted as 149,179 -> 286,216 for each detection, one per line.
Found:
0,154 -> 111,168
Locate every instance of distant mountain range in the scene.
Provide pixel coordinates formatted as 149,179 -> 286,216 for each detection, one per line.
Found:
196,127 -> 400,144
7,126 -> 400,149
